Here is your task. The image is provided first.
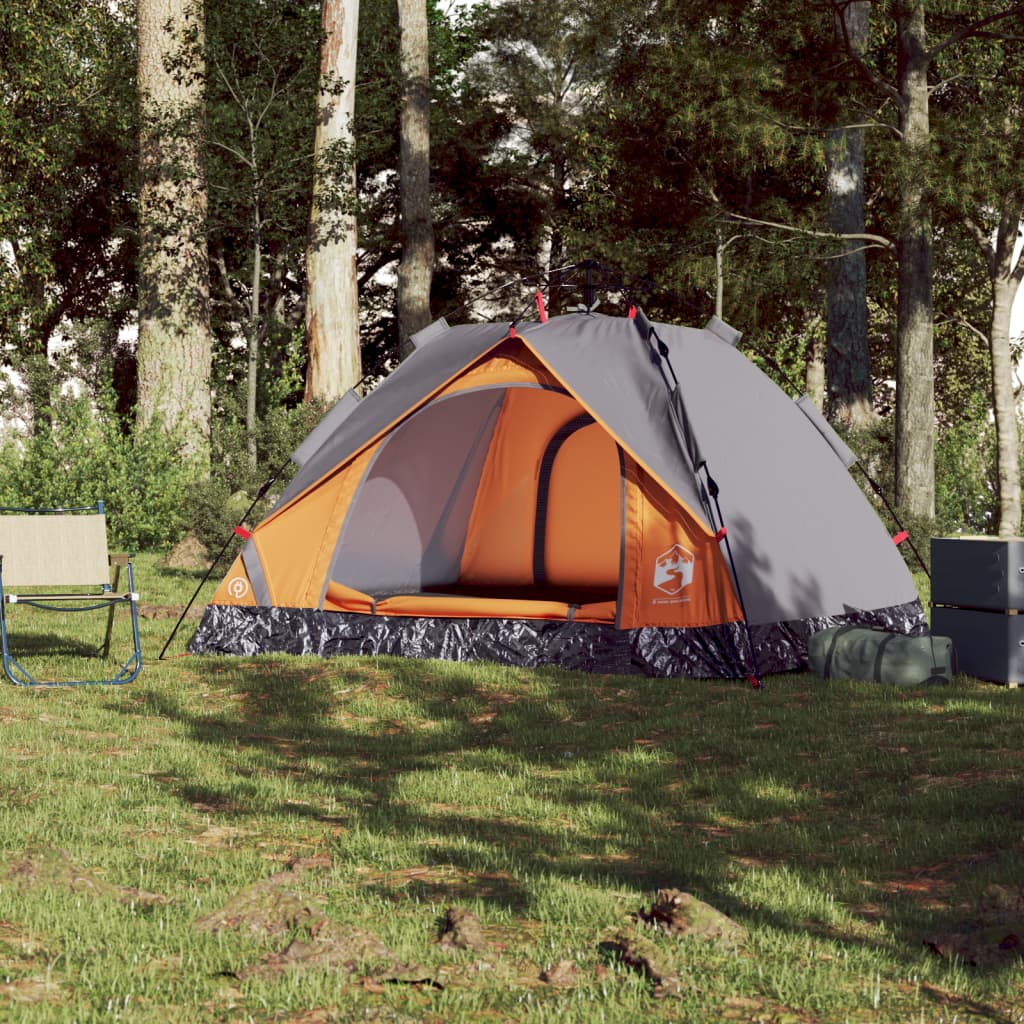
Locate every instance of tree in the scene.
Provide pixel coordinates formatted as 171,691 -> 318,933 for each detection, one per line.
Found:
841,1 -> 1024,519
0,1 -> 136,430
396,0 -> 434,358
932,15 -> 1024,535
891,1 -> 936,520
205,0 -> 323,463
305,0 -> 362,403
136,0 -> 213,463
465,0 -> 617,309
825,1 -> 875,430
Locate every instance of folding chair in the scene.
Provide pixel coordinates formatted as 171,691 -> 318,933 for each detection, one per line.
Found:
0,503 -> 142,686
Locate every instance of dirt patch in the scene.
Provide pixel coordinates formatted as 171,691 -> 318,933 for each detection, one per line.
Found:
236,917 -> 437,988
598,927 -> 683,998
5,846 -> 168,907
539,959 -> 580,986
0,975 -> 62,1006
925,884 -> 1024,966
139,605 -> 204,621
358,863 -> 522,904
159,535 -> 212,571
437,907 -> 489,952
194,860 -> 332,938
637,888 -> 748,949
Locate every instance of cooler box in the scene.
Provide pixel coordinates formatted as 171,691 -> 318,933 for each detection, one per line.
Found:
931,536 -> 1024,686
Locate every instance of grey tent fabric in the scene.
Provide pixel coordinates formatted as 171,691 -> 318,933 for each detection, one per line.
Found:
275,322 -> 507,510
519,314 -> 918,625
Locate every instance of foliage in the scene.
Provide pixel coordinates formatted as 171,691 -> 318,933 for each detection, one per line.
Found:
0,0 -> 137,423
184,396 -> 324,552
204,0 -> 326,418
0,391 -> 197,550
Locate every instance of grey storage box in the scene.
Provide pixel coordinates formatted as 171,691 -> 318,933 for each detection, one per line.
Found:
931,536 -> 1024,686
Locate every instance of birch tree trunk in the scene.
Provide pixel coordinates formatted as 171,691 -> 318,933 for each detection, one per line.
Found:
986,209 -> 1024,536
894,0 -> 935,519
396,0 -> 434,360
305,0 -> 361,402
136,0 -> 212,465
825,0 -> 875,430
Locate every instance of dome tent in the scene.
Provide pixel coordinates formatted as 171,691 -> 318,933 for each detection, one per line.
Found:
189,308 -> 924,680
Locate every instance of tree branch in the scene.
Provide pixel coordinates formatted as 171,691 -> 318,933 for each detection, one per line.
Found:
927,4 -> 1024,62
718,205 -> 896,255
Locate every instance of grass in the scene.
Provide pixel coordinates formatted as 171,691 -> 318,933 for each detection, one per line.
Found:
0,553 -> 1021,1021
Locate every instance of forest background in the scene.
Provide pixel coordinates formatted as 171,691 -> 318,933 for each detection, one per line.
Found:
2,0 -> 1023,561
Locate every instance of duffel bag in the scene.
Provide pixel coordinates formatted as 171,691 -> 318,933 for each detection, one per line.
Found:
808,626 -> 955,686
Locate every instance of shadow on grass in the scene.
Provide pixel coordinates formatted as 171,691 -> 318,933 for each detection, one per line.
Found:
129,655 -> 1024,980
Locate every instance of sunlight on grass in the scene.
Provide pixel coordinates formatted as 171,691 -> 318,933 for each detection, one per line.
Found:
0,555 -> 1023,1020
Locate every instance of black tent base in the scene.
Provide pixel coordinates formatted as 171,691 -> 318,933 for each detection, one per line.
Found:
188,601 -> 926,679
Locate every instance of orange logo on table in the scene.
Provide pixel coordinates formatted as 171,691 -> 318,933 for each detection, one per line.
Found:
654,544 -> 694,595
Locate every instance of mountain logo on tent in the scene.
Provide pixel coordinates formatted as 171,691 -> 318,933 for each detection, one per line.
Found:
654,544 -> 694,596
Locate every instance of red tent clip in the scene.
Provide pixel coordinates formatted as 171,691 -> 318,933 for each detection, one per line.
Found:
508,324 -> 517,338
628,305 -> 637,319
535,291 -> 548,323
892,530 -> 909,545
715,526 -> 728,542
748,675 -> 762,690
234,526 -> 252,540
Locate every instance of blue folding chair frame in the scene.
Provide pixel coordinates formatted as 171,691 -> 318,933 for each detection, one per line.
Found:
0,503 -> 142,686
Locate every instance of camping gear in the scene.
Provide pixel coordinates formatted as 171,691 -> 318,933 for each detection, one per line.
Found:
932,536 -> 1024,686
189,310 -> 925,679
0,503 -> 142,686
807,625 -> 954,686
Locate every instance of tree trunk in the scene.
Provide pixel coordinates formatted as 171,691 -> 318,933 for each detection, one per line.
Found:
305,0 -> 361,403
825,0 -> 875,431
806,330 -> 827,410
396,0 -> 434,360
136,0 -> 212,466
893,1 -> 935,519
988,209 -> 1024,537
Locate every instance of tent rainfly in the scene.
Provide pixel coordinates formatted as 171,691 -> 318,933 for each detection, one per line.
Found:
190,310 -> 925,679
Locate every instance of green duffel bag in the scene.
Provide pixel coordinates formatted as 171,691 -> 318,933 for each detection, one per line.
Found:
808,626 -> 955,686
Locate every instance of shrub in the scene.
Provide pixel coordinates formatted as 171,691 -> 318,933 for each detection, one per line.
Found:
0,391 -> 197,551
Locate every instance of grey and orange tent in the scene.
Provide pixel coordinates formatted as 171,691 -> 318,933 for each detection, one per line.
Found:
190,309 -> 925,679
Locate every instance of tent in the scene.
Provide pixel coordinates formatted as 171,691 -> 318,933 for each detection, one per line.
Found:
190,309 -> 925,679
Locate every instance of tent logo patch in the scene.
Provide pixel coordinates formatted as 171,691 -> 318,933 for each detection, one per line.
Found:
654,544 -> 694,596
227,577 -> 250,600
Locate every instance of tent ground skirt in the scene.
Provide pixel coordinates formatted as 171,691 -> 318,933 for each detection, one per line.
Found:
189,601 -> 926,679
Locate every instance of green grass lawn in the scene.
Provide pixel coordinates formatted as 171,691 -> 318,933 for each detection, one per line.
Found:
0,554 -> 1021,1022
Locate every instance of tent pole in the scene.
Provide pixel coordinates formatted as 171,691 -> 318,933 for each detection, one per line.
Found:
632,308 -> 763,688
157,470 -> 285,661
702,470 -> 764,689
853,464 -> 931,580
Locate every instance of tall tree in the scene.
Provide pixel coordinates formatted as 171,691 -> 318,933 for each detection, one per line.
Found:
825,0 -> 875,430
934,15 -> 1024,535
847,1 -> 1024,518
205,0 -> 323,463
892,0 -> 935,519
467,0 -> 615,308
136,0 -> 213,463
396,0 -> 434,358
305,0 -> 362,403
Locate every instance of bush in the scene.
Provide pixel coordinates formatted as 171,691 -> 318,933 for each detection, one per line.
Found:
183,400 -> 325,552
0,391 -> 197,551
